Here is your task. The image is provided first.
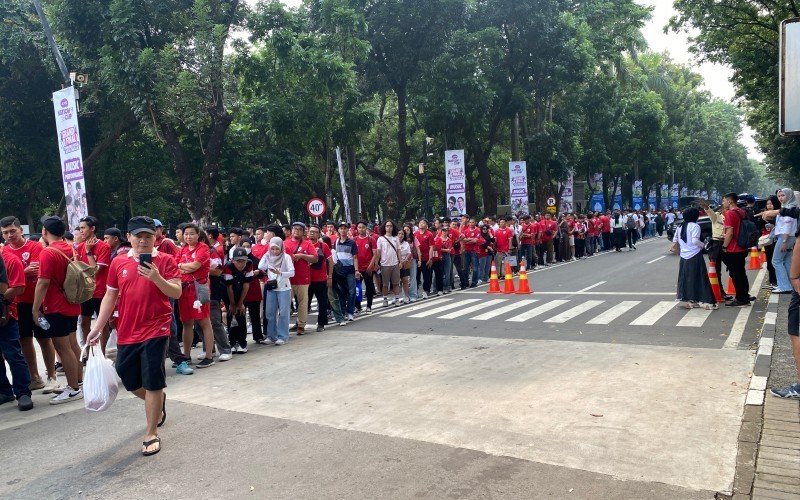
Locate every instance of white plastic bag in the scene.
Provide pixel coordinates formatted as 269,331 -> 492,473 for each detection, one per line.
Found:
83,345 -> 119,412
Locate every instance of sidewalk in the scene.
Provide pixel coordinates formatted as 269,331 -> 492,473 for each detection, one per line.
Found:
736,293 -> 800,499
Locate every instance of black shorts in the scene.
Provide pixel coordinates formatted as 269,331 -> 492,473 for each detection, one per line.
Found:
115,336 -> 168,392
400,268 -> 410,278
17,302 -> 45,339
80,297 -> 102,318
41,313 -> 78,339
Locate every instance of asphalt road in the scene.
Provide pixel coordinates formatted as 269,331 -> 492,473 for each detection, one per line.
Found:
1,235 -> 767,499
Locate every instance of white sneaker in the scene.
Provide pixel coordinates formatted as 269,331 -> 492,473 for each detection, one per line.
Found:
393,297 -> 400,307
275,339 -> 286,345
422,292 -> 428,299
404,297 -> 410,304
366,307 -> 372,314
339,321 -> 347,326
42,377 -> 64,394
218,353 -> 232,361
383,298 -> 389,308
347,314 -> 354,322
230,345 -> 240,354
49,386 -> 83,405
410,297 -> 417,302
239,346 -> 248,353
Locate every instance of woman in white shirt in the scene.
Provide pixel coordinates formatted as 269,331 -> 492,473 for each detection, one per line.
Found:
672,207 -> 716,309
259,237 -> 295,344
397,229 -> 413,304
376,220 -> 402,307
771,188 -> 798,294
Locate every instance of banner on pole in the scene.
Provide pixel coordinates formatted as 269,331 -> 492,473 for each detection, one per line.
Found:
559,173 -> 573,214
612,179 -> 622,210
335,147 -> 352,223
590,173 -> 604,212
648,187 -> 656,210
445,150 -> 467,216
660,184 -> 670,209
53,86 -> 88,232
508,161 -> 529,215
670,184 -> 679,209
632,180 -> 643,210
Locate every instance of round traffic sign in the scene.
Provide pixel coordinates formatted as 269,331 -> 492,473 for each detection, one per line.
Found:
306,197 -> 326,218
546,197 -> 556,207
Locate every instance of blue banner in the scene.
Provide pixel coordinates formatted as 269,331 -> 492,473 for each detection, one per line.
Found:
632,180 -> 643,210
590,173 -> 604,212
670,184 -> 679,209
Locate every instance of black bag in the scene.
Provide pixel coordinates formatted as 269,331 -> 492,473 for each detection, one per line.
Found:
625,217 -> 636,230
737,218 -> 760,249
310,245 -> 325,270
264,279 -> 278,291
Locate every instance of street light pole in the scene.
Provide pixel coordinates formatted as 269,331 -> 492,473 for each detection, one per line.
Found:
32,0 -> 71,86
420,136 -> 434,219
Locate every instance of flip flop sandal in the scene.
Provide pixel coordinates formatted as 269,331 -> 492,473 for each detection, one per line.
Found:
142,437 -> 161,457
158,393 -> 166,428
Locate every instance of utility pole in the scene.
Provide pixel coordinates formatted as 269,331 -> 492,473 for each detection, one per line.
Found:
32,0 -> 71,86
419,137 -> 434,219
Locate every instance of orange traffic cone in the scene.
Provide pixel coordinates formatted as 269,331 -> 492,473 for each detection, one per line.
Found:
726,276 -> 736,296
516,259 -> 532,294
760,248 -> 767,265
707,260 -> 724,303
487,263 -> 502,294
748,247 -> 760,270
503,262 -> 516,294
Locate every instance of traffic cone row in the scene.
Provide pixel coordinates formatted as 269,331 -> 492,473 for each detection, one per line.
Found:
707,260 -> 724,303
748,247 -> 761,270
486,259 -> 535,295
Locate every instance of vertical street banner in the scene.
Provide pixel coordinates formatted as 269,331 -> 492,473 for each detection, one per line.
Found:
445,150 -> 467,216
632,180 -> 643,210
590,173 -> 604,212
52,86 -> 88,232
660,184 -> 670,209
558,173 -> 573,214
508,161 -> 529,215
335,147 -> 352,223
670,184 -> 679,208
648,186 -> 656,210
613,179 -> 622,210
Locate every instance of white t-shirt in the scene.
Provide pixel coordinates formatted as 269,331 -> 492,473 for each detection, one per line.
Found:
672,222 -> 703,259
399,241 -> 411,265
665,213 -> 676,225
377,235 -> 400,266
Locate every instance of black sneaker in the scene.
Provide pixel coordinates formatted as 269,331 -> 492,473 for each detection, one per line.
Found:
196,358 -> 215,369
0,394 -> 14,405
725,299 -> 750,307
18,395 -> 33,411
54,362 -> 64,373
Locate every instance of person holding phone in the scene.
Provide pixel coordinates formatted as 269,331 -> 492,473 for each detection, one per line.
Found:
259,237 -> 295,345
87,216 -> 182,457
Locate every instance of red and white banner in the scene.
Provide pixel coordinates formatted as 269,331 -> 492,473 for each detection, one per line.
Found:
52,86 -> 88,232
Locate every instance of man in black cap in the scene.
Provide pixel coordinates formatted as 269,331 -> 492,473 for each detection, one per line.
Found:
87,216 -> 182,456
32,216 -> 84,405
103,228 -> 127,261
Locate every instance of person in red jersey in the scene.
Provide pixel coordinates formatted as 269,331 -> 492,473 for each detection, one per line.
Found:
493,217 -> 514,273
32,216 -> 83,405
87,216 -> 181,457
176,223 -> 215,368
539,212 -> 558,265
354,221 -> 377,313
601,211 -> 612,251
307,225 -> 332,331
0,216 -> 59,393
76,216 -> 113,352
0,250 -> 34,411
414,219 -> 436,298
460,218 -> 481,288
153,219 -> 178,256
284,222 -> 318,335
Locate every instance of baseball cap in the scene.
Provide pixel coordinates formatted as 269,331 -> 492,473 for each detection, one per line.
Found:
104,228 -> 123,239
153,219 -> 164,228
291,221 -> 307,229
337,221 -> 348,228
128,216 -> 156,235
40,216 -> 66,237
232,247 -> 249,261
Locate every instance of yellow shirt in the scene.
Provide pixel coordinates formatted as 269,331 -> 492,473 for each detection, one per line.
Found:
705,209 -> 724,240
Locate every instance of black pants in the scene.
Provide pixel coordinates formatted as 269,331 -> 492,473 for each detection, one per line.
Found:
575,238 -> 585,258
167,299 -> 189,364
421,261 -> 433,294
431,260 -> 443,293
245,300 -> 263,341
626,228 -> 637,248
765,244 -> 777,286
788,290 -> 800,335
358,271 -> 375,310
453,254 -> 465,289
722,251 -> 750,303
602,232 -> 611,251
309,281 -> 328,327
228,311 -> 247,348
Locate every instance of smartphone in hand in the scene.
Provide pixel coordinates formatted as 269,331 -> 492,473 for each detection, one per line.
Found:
139,253 -> 153,268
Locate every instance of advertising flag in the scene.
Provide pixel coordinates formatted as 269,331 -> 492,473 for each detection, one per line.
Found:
590,173 -> 604,212
660,184 -> 670,209
613,179 -> 622,210
445,150 -> 467,216
559,174 -> 574,213
632,180 -> 643,210
52,86 -> 88,232
671,184 -> 679,208
508,161 -> 529,215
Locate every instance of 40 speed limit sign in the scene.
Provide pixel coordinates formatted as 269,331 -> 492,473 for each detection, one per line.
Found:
306,198 -> 327,218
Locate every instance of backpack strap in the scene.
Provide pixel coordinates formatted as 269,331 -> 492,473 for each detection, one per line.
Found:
46,245 -> 75,262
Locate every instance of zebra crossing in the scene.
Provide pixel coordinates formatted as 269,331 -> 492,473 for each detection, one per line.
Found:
361,296 -> 723,328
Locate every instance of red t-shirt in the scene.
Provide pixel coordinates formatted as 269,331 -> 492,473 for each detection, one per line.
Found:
3,239 -> 42,303
354,235 -> 375,272
38,241 -> 81,316
284,237 -> 316,285
2,252 -> 25,320
251,243 -> 268,261
77,239 -> 111,298
310,241 -> 332,282
107,250 -> 180,345
494,227 -> 514,253
574,221 -> 587,239
415,230 -> 435,261
520,223 -> 535,245
461,227 -> 481,253
155,237 -> 179,257
447,227 -> 460,255
724,207 -> 746,253
540,220 -> 557,242
601,215 -> 611,232
178,243 -> 210,284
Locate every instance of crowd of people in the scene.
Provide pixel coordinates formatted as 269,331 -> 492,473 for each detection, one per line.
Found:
0,207 -> 671,454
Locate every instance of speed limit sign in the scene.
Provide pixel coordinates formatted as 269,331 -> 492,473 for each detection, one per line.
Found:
306,197 -> 326,218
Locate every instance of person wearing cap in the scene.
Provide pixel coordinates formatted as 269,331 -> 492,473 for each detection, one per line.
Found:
103,228 -> 128,261
0,215 -> 60,394
87,216 -> 182,457
32,216 -> 84,405
223,248 -> 253,352
153,219 -> 178,256
76,216 -> 113,352
332,221 -> 360,323
284,222 -> 317,335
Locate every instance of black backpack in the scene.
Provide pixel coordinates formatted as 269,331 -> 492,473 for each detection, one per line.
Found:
737,217 -> 759,249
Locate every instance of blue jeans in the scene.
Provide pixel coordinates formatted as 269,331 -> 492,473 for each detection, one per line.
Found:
519,244 -> 534,268
773,234 -> 795,291
333,272 -> 356,315
441,253 -> 452,292
479,255 -> 492,282
464,252 -> 479,286
266,289 -> 291,342
0,320 -> 31,399
409,259 -> 419,299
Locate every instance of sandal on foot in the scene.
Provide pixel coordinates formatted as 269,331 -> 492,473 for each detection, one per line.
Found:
142,437 -> 161,457
158,393 -> 166,428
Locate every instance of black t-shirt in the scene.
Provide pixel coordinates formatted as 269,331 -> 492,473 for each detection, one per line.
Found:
223,261 -> 254,302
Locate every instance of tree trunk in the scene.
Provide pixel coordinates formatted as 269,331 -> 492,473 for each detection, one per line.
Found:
474,147 -> 497,215
511,113 -> 520,161
386,85 -> 410,219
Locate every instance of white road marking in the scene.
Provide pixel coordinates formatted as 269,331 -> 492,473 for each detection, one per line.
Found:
646,256 -> 666,264
576,281 -> 606,293
630,301 -> 676,326
768,294 -> 779,304
410,299 -> 482,318
544,300 -> 604,323
676,308 -> 713,328
586,301 -> 640,325
749,267 -> 765,297
469,299 -> 538,321
723,308 -> 752,349
460,291 -> 675,296
763,311 -> 777,325
381,298 -> 454,317
759,337 -> 773,349
439,299 -> 507,319
505,300 -> 569,322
